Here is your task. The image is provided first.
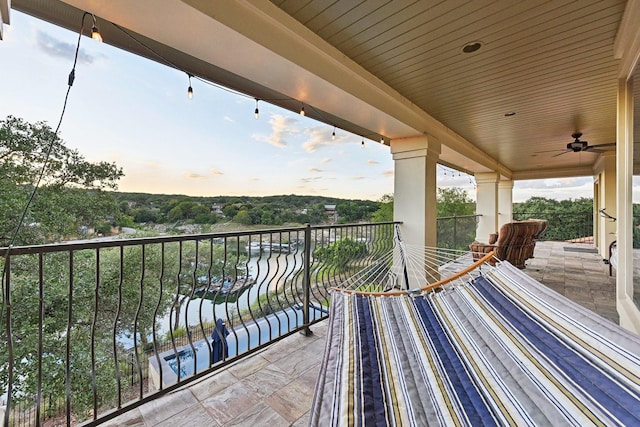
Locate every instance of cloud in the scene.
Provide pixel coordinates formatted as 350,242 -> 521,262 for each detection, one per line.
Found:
210,168 -> 224,176
36,30 -> 97,64
302,126 -> 342,153
252,114 -> 300,148
186,172 -> 207,179
300,177 -> 322,183
223,116 -> 235,123
250,177 -> 260,181
321,158 -> 332,164
367,160 -> 379,165
309,167 -> 323,173
515,177 -> 591,190
383,170 -> 394,177
144,161 -> 164,169
512,177 -> 594,202
351,176 -> 366,180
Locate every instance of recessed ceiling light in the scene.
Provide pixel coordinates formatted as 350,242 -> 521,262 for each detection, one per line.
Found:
462,41 -> 483,53
504,112 -> 516,117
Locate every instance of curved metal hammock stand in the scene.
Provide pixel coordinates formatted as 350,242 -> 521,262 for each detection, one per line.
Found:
311,248 -> 640,426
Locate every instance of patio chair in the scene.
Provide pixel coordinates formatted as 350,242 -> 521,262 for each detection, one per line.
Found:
469,219 -> 547,268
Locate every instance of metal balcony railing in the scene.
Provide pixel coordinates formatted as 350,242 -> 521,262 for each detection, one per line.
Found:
1,222 -> 398,427
436,214 -> 481,250
512,211 -> 593,241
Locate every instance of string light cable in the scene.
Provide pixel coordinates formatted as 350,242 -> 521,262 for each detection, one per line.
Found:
0,12 -> 101,404
111,21 -> 355,137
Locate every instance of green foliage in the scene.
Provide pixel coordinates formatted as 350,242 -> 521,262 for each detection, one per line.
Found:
513,197 -> 593,241
119,215 -> 135,228
313,238 -> 368,270
113,193 -> 382,227
336,200 -> 378,223
0,116 -> 123,245
0,237 -> 249,417
371,194 -> 394,222
233,209 -> 252,225
436,187 -> 475,217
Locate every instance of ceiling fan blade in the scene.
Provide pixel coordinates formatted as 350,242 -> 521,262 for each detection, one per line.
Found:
534,149 -> 568,154
551,150 -> 572,157
587,142 -> 616,149
584,148 -> 605,153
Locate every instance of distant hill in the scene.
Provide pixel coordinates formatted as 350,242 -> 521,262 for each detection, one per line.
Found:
112,192 -> 381,227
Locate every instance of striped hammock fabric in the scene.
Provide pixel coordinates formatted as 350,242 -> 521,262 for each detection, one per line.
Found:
310,262 -> 640,426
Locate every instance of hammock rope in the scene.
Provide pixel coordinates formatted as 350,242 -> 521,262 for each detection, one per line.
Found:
311,239 -> 640,426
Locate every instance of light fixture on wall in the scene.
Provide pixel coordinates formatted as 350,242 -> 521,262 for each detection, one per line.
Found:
299,104 -> 306,116
332,127 -> 336,141
254,98 -> 260,119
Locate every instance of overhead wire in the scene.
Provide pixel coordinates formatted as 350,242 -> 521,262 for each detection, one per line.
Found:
2,13 -> 101,425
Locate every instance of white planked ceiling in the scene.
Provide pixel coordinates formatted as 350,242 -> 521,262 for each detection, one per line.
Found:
8,0 -> 637,177
271,0 -> 629,175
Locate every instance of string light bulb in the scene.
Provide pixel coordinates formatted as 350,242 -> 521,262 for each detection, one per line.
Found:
90,15 -> 103,42
380,136 -> 385,144
187,74 -> 193,99
254,98 -> 260,120
300,105 -> 306,116
332,127 -> 336,141
361,138 -> 365,148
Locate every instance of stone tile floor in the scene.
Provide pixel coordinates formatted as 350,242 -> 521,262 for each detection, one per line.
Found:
100,240 -> 620,426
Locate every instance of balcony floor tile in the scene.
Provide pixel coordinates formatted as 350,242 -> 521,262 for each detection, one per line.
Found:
101,240 -> 620,426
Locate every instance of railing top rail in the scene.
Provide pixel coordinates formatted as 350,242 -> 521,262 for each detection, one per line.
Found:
0,222 -> 401,256
436,214 -> 481,220
309,221 -> 400,231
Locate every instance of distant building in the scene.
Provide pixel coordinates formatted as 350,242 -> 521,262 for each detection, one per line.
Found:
324,204 -> 338,223
211,203 -> 224,215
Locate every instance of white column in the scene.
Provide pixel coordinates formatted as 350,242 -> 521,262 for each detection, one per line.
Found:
498,179 -> 514,229
595,153 -> 616,256
475,172 -> 499,243
616,76 -> 640,332
391,135 -> 440,287
593,179 -> 601,248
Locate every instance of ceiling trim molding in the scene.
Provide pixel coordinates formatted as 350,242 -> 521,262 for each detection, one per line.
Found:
512,166 -> 595,181
614,0 -> 640,77
0,0 -> 10,39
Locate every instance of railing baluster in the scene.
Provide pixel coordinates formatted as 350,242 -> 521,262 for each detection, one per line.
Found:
3,254 -> 13,427
133,244 -> 145,398
65,251 -> 73,427
198,239 -> 213,368
152,243 -> 165,390
0,222 -> 400,426
302,224 -> 312,336
37,254 -> 44,427
113,247 -> 124,409
91,249 -> 100,420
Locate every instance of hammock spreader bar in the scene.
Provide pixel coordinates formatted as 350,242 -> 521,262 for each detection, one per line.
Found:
310,260 -> 640,427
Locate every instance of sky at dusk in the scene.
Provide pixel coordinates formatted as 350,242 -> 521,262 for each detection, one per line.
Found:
1,10 -> 604,203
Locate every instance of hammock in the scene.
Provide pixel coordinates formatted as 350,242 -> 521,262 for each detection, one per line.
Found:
309,253 -> 640,426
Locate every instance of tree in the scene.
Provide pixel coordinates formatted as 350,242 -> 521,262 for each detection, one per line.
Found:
233,209 -> 252,225
436,187 -> 475,217
0,116 -> 123,245
435,188 -> 476,250
313,238 -> 368,271
371,194 -> 394,222
513,196 -> 593,241
0,116 -> 128,416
